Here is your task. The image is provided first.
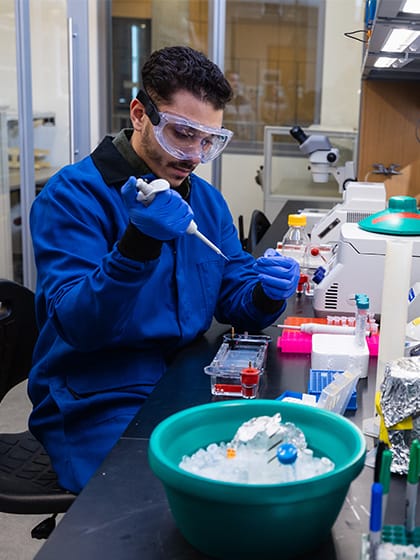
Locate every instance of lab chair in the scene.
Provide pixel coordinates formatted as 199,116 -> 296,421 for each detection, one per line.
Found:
238,214 -> 247,250
245,209 -> 271,253
0,279 -> 75,538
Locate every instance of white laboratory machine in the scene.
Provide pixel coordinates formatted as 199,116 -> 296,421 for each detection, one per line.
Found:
308,181 -> 386,244
312,218 -> 420,319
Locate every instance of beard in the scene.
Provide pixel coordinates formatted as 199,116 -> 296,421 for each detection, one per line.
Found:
139,124 -> 197,186
140,125 -> 166,169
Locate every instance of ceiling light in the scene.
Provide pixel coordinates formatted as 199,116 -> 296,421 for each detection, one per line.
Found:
402,0 -> 420,14
382,28 -> 420,52
374,57 -> 398,68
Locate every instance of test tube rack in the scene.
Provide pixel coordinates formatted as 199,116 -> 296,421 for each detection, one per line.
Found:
308,369 -> 357,411
276,369 -> 358,413
277,316 -> 379,355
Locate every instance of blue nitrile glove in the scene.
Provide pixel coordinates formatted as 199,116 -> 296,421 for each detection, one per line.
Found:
253,248 -> 300,300
121,176 -> 194,241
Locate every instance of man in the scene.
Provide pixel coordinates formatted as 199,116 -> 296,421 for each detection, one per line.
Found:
29,46 -> 299,493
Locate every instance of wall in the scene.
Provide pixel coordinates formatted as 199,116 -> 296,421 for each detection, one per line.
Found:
0,0 -> 17,109
29,0 -> 70,167
321,0 -> 364,129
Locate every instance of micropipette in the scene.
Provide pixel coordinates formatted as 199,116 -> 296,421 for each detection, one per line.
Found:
136,177 -> 229,261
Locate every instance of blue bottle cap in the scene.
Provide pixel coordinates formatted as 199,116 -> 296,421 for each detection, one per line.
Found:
276,443 -> 298,465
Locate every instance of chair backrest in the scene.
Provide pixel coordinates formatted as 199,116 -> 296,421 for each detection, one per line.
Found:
246,209 -> 271,253
0,280 -> 38,402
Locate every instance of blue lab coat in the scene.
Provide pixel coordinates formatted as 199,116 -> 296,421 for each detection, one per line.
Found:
28,135 -> 284,493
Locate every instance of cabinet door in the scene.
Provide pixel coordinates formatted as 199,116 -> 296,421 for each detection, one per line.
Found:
357,80 -> 420,199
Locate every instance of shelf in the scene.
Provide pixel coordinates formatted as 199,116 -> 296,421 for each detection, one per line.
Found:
362,0 -> 420,80
4,111 -> 55,126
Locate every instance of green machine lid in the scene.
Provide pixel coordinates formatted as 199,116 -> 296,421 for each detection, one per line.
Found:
358,196 -> 420,235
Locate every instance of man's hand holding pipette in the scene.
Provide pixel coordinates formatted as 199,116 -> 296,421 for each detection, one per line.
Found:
121,176 -> 194,241
121,176 -> 229,260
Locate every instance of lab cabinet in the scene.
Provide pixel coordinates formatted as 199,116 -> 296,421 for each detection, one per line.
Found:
357,2 -> 420,199
357,80 -> 420,200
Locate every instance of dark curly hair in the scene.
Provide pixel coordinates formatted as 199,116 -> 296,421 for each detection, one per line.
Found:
141,46 -> 233,110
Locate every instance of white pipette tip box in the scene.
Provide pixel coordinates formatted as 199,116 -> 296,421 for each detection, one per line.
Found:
311,333 -> 369,379
308,369 -> 357,411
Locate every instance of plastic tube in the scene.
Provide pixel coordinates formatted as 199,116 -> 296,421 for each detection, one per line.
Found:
375,239 -> 413,407
355,294 -> 369,347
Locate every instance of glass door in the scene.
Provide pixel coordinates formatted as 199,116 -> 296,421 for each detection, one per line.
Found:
0,0 -> 89,289
0,1 -> 17,283
0,0 -> 71,287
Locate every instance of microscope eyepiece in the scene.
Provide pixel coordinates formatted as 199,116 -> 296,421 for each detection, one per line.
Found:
290,126 -> 308,145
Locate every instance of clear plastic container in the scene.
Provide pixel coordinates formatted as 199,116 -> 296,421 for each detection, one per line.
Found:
280,213 -> 314,295
315,369 -> 359,415
204,333 -> 271,397
280,214 -> 310,266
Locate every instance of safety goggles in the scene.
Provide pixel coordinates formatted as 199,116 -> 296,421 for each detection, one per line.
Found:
136,90 -> 233,163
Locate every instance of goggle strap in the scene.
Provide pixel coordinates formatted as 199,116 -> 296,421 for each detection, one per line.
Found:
136,89 -> 160,126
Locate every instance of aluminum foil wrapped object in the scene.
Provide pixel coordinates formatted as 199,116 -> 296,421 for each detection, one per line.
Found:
380,357 -> 420,474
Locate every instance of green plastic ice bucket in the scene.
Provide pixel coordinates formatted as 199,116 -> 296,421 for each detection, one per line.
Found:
148,399 -> 366,559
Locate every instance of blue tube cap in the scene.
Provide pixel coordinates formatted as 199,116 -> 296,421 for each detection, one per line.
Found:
313,266 -> 326,285
276,443 -> 298,465
355,294 -> 369,310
